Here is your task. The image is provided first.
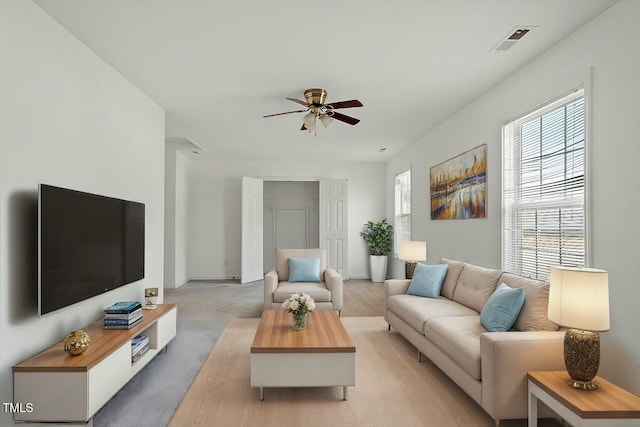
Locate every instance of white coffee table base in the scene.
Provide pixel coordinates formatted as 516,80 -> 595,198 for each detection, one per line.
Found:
251,352 -> 355,401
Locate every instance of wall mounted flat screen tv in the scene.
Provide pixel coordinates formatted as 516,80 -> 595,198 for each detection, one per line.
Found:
38,184 -> 145,316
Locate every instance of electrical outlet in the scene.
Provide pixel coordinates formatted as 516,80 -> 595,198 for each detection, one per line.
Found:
144,287 -> 158,298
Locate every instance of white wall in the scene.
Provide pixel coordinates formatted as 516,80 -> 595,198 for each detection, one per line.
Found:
174,152 -> 190,287
187,161 -> 385,280
165,150 -> 177,287
386,0 -> 640,395
164,149 -> 191,288
0,2 -> 165,423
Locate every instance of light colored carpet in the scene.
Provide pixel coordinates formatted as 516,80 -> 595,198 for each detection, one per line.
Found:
170,316 -> 499,427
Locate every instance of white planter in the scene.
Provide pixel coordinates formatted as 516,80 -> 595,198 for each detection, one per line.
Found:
369,255 -> 388,282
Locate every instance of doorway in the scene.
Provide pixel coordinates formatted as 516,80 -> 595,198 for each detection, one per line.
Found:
263,181 -> 319,273
241,178 -> 348,283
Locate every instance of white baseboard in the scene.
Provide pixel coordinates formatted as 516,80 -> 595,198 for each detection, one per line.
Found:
163,280 -> 189,289
187,276 -> 243,282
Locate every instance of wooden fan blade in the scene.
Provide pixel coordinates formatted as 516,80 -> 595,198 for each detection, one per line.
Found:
286,98 -> 310,107
263,109 -> 308,118
332,111 -> 360,125
327,99 -> 363,109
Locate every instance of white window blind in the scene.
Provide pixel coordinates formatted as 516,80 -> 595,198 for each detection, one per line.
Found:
394,170 -> 411,254
502,88 -> 586,281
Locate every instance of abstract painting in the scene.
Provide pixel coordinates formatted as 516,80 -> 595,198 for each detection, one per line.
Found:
430,144 -> 487,220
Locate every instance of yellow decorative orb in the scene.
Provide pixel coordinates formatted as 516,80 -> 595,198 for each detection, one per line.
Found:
64,330 -> 91,356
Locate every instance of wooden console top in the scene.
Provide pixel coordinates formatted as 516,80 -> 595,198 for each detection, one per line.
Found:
251,310 -> 356,354
13,304 -> 177,372
528,371 -> 640,419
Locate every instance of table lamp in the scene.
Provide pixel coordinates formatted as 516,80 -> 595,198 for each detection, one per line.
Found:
547,266 -> 610,390
399,241 -> 427,279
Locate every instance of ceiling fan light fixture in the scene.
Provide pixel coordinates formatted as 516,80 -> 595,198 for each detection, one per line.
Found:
319,114 -> 333,128
303,111 -> 316,133
264,88 -> 362,133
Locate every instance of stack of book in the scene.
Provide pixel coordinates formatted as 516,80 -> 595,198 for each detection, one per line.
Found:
131,334 -> 150,363
103,301 -> 143,329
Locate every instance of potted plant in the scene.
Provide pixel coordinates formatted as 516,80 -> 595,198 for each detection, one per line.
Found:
360,219 -> 393,282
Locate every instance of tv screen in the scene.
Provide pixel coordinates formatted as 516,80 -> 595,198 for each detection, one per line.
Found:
38,184 -> 145,316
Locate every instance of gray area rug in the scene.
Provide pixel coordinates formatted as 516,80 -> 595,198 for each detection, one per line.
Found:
93,280 -> 264,427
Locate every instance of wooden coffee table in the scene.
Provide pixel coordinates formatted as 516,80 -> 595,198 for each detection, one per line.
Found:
250,310 -> 356,401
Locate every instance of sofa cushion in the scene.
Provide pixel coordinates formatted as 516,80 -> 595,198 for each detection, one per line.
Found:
275,248 -> 326,281
499,272 -> 559,331
425,316 -> 485,380
452,264 -> 502,312
273,282 -> 331,303
407,264 -> 448,298
288,257 -> 321,283
480,283 -> 525,332
439,258 -> 465,299
387,294 -> 478,334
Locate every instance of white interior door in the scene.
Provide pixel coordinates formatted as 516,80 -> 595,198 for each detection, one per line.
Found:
241,177 -> 263,283
319,180 -> 348,278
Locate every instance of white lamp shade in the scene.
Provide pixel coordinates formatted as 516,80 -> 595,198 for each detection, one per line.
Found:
319,114 -> 333,128
303,112 -> 316,131
399,241 -> 427,262
548,266 -> 610,331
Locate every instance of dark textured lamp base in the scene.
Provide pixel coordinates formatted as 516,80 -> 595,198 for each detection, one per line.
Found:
405,262 -> 417,279
564,328 -> 600,390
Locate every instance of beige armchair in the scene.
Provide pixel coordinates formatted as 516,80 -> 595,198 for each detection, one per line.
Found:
264,248 -> 343,315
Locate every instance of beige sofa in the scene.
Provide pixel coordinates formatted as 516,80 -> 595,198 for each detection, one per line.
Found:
385,259 -> 565,424
264,248 -> 343,313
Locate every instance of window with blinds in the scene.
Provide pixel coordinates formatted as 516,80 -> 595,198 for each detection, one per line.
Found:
502,88 -> 586,281
394,170 -> 411,254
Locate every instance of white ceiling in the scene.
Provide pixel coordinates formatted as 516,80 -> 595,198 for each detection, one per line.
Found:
35,0 -> 618,162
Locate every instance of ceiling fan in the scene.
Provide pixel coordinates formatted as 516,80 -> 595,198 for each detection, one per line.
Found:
263,88 -> 363,134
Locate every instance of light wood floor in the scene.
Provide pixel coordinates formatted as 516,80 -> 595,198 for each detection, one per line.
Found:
341,279 -> 385,317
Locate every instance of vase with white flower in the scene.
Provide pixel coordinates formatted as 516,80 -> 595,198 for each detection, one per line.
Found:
282,293 -> 316,330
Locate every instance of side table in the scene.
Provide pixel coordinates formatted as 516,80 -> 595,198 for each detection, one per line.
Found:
527,371 -> 640,427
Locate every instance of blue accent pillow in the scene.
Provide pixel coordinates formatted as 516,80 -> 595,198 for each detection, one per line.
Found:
480,283 -> 526,332
406,264 -> 448,298
288,257 -> 321,283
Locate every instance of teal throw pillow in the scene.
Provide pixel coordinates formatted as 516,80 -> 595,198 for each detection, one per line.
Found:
406,263 -> 448,298
480,283 -> 525,332
288,257 -> 321,283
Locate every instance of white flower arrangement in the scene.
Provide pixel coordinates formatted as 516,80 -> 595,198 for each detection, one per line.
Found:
282,293 -> 316,315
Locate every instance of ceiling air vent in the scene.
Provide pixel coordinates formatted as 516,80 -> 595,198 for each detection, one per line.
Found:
491,26 -> 536,52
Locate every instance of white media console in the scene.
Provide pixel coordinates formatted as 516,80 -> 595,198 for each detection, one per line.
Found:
13,303 -> 177,423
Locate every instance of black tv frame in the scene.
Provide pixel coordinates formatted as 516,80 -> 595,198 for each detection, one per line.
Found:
38,184 -> 145,316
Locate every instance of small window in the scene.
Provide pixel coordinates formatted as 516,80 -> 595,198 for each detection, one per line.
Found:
502,88 -> 586,280
394,170 -> 411,254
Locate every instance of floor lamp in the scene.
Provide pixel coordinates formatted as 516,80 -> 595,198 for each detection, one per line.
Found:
547,266 -> 610,390
399,241 -> 427,279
